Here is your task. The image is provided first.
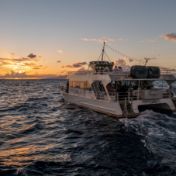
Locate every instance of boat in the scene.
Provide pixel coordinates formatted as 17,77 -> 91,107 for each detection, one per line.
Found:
171,81 -> 176,98
63,42 -> 176,118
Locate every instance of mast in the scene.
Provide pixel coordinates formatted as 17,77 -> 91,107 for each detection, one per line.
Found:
101,41 -> 106,61
89,41 -> 114,73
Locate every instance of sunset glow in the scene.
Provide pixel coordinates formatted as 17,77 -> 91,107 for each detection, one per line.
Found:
0,0 -> 176,79
7,63 -> 30,73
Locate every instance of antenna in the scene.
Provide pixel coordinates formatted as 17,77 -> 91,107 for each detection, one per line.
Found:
101,41 -> 106,61
144,57 -> 157,66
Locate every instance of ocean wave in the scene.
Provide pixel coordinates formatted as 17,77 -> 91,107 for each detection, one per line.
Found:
120,110 -> 176,171
0,80 -> 176,176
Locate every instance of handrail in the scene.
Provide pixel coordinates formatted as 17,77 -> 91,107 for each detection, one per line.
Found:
69,87 -> 171,101
114,89 -> 171,101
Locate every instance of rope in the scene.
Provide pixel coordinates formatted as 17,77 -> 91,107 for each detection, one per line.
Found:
106,44 -> 135,61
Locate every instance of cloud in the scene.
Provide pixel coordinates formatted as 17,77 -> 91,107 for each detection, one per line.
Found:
64,62 -> 87,68
23,62 -> 43,70
4,71 -> 28,78
72,62 -> 87,68
81,37 -> 114,43
57,49 -> 63,54
0,59 -> 10,65
57,60 -> 61,63
63,65 -> 72,68
128,58 -> 134,62
14,57 -> 32,62
1,52 -> 38,63
28,53 -> 37,58
0,51 -> 42,73
162,33 -> 176,41
30,64 -> 43,70
32,67 -> 42,70
77,67 -> 87,72
116,59 -> 127,66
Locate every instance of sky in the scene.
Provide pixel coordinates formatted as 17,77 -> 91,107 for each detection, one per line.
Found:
0,0 -> 176,78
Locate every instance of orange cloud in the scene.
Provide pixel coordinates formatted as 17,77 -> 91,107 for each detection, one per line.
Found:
63,62 -> 87,68
162,33 -> 176,41
57,49 -> 63,54
27,53 -> 37,58
0,52 -> 43,74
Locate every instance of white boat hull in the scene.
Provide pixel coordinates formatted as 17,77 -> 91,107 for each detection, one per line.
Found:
64,93 -> 123,118
64,93 -> 176,118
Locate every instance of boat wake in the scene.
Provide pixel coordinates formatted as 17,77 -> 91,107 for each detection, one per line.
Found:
120,110 -> 176,172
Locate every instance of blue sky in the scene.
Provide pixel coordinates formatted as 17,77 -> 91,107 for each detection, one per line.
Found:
0,0 -> 176,77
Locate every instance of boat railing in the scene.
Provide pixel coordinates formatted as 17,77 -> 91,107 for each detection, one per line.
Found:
161,70 -> 176,74
93,71 -> 130,76
69,87 -> 171,102
111,89 -> 171,101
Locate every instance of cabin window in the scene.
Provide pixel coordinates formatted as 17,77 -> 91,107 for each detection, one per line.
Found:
91,81 -> 106,99
69,81 -> 91,89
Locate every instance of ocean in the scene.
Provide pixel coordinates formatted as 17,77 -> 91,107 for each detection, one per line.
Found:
0,79 -> 176,176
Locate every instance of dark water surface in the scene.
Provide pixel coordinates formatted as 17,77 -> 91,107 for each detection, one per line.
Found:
0,79 -> 176,176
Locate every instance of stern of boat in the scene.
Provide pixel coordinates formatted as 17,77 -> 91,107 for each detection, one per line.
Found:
131,98 -> 176,115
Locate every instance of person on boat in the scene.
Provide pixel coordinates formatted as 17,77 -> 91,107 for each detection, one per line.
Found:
113,66 -> 122,72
